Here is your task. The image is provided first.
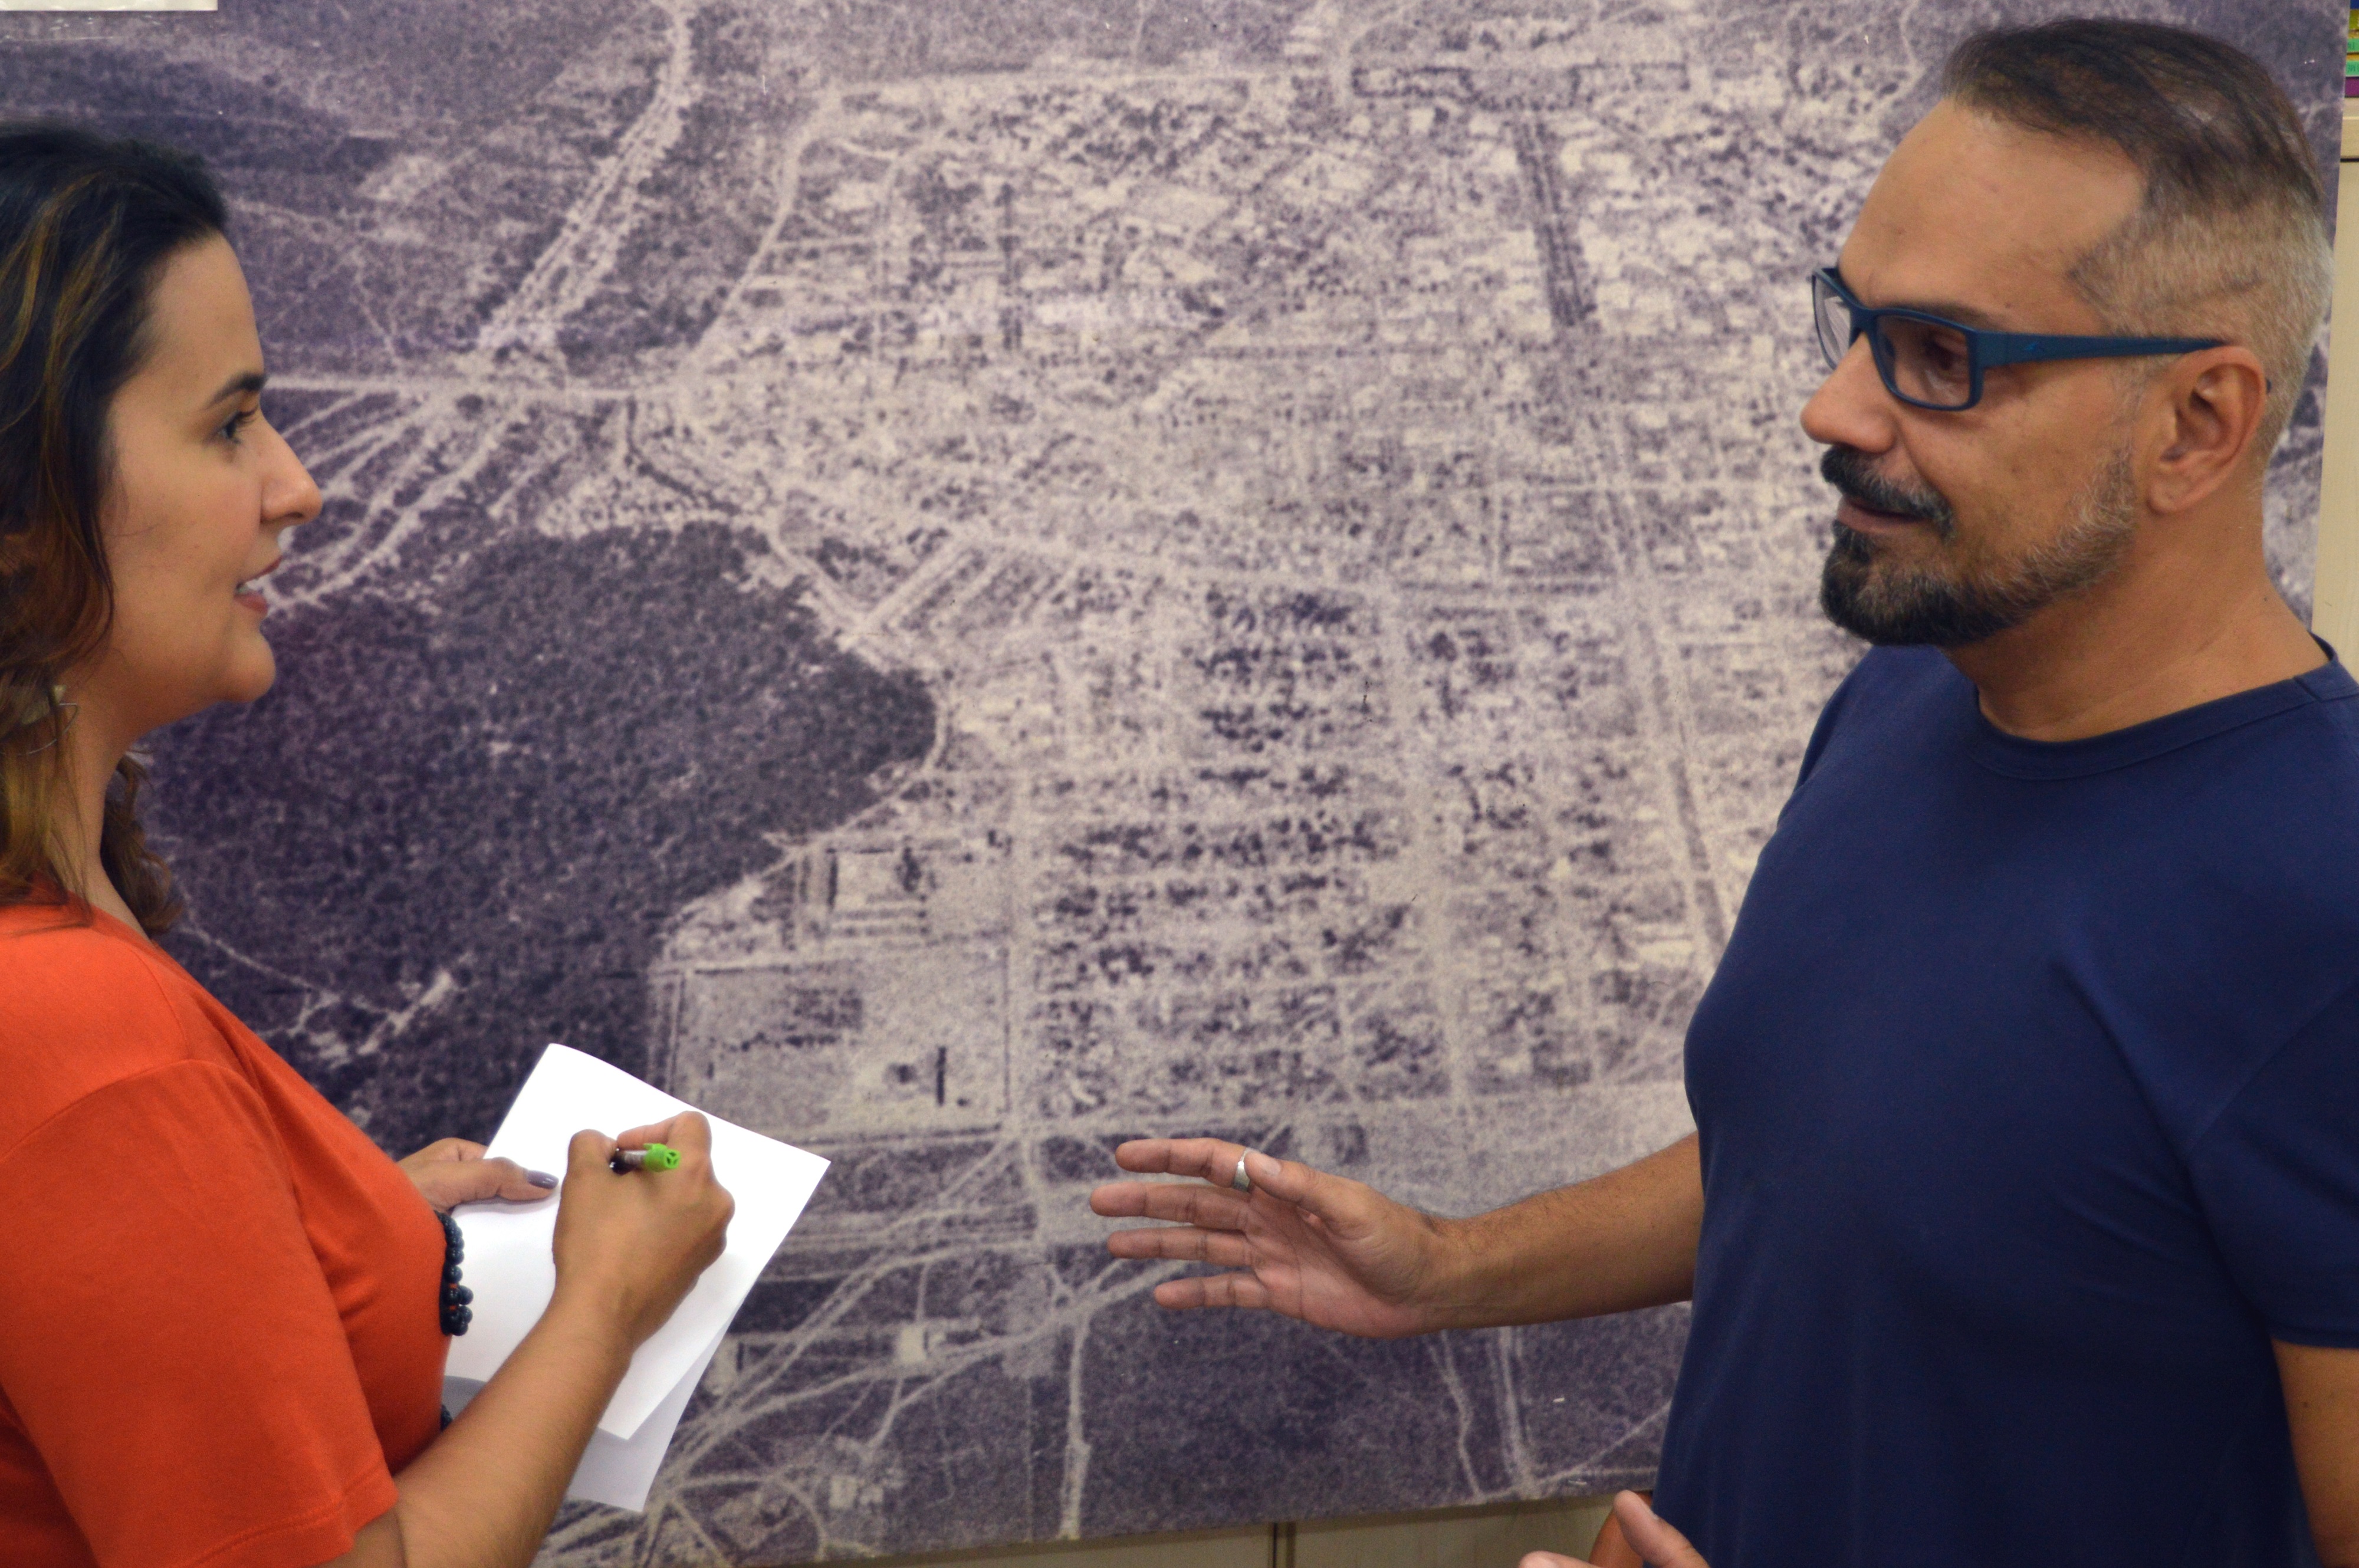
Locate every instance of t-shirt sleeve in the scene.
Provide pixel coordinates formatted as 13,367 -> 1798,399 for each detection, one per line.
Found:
2187,981 -> 2359,1348
0,1060 -> 399,1568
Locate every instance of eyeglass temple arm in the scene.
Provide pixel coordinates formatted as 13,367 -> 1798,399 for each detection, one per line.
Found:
1975,333 -> 2227,369
1815,270 -> 2249,387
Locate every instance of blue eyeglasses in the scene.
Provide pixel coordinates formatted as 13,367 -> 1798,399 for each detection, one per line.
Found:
1812,267 -> 2226,412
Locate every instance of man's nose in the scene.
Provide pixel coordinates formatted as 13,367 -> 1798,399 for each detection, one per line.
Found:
1801,336 -> 1899,456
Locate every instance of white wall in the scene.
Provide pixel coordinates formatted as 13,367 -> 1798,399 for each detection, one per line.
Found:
2315,116 -> 2359,652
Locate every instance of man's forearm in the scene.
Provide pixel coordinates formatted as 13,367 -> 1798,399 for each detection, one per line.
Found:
1422,1134 -> 1702,1330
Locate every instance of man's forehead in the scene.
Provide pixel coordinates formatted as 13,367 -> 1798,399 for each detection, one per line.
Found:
1837,100 -> 2144,326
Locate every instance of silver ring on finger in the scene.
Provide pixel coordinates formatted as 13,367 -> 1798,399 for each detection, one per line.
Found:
1231,1153 -> 1253,1194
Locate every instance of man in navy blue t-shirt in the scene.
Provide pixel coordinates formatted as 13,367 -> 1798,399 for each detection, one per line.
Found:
1091,19 -> 2359,1568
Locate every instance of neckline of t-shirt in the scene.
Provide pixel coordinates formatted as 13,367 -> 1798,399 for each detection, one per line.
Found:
83,902 -> 156,948
1,895 -> 163,952
1962,654 -> 2357,781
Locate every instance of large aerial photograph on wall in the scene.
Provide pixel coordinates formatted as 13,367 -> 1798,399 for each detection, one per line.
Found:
0,0 -> 2335,1560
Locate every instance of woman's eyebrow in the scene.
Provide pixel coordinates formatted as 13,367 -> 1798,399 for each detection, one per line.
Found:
200,370 -> 267,407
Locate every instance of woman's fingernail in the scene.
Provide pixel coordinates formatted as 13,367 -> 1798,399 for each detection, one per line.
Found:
527,1170 -> 559,1188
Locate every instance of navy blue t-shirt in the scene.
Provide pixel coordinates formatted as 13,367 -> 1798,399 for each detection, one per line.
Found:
1654,645 -> 2359,1566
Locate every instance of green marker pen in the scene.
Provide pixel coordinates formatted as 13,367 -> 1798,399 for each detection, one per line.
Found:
609,1142 -> 681,1174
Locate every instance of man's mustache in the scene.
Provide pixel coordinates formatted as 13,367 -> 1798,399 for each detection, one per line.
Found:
1821,446 -> 1953,532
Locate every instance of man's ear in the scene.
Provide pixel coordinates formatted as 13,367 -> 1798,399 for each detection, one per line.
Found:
2146,346 -> 2269,515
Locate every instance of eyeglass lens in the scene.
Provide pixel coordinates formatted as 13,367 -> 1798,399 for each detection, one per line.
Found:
1812,276 -> 1976,410
1876,316 -> 1973,408
1812,275 -> 1851,371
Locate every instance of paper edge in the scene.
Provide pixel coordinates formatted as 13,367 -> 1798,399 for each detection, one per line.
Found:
477,1044 -> 831,1439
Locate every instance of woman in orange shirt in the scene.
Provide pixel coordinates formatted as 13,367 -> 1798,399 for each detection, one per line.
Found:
0,126 -> 735,1568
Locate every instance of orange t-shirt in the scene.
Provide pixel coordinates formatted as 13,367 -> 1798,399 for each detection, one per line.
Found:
0,904 -> 449,1568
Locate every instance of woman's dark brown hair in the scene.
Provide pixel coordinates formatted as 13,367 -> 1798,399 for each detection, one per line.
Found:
0,124 -> 229,935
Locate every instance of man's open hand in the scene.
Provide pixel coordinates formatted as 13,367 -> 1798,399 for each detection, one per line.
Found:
1090,1138 -> 1460,1338
1520,1493 -> 1706,1568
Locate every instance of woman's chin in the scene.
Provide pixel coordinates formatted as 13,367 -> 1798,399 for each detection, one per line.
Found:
216,645 -> 278,708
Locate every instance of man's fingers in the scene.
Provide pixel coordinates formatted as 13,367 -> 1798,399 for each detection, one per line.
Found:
1110,1139 -> 1361,1228
1234,1149 -> 1355,1225
1150,1271 -> 1272,1311
1089,1181 -> 1155,1218
1614,1493 -> 1706,1568
1516,1556 -> 1591,1568
1111,1138 -> 1182,1174
1090,1181 -> 1250,1229
1112,1137 -> 1277,1192
1113,1137 -> 1235,1180
1106,1226 -> 1257,1268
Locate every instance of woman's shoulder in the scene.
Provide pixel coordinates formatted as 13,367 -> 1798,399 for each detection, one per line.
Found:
0,902 -> 229,1145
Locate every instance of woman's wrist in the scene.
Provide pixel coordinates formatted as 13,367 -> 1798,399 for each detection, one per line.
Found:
531,1283 -> 639,1379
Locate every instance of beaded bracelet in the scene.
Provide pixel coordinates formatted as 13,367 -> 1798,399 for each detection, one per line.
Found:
435,1209 -> 474,1337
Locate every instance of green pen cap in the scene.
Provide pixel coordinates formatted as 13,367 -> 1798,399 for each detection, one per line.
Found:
641,1142 -> 681,1171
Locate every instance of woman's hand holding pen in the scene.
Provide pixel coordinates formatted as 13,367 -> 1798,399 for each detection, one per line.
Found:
371,1114 -> 735,1567
549,1110 -> 735,1351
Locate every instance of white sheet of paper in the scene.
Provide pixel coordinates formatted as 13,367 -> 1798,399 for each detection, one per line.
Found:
443,1043 -> 828,1439
442,1323 -> 727,1512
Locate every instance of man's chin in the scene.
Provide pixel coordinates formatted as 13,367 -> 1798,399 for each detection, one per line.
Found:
1819,554 -> 2019,649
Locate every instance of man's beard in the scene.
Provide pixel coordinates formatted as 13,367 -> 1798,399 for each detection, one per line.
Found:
1816,445 -> 2138,647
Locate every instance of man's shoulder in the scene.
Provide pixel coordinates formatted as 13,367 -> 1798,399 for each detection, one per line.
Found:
2269,657 -> 2359,759
2219,661 -> 2359,827
1793,645 -> 1955,784
2150,665 -> 2359,958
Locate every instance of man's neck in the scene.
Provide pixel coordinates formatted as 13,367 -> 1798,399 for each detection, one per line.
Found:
1947,533 -> 2324,742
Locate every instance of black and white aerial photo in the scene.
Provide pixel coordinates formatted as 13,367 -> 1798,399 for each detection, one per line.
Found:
0,1 -> 2336,1560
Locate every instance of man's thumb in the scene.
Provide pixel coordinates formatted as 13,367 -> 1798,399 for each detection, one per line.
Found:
1615,1493 -> 1707,1568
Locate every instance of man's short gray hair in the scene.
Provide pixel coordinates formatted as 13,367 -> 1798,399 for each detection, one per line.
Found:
1944,20 -> 2332,462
